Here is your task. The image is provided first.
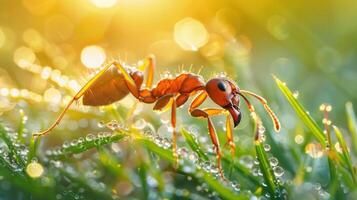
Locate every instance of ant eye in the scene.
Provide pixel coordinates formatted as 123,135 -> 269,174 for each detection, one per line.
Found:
217,81 -> 226,91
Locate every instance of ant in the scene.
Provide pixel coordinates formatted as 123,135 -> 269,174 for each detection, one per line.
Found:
34,55 -> 280,179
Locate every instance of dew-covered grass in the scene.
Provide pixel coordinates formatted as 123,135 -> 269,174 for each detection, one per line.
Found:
1,77 -> 357,199
1,1 -> 357,200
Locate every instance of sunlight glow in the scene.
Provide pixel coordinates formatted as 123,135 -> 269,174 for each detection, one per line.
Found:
91,0 -> 118,8
0,28 -> 5,48
44,88 -> 62,104
81,45 -> 106,69
174,17 -> 209,51
13,46 -> 36,68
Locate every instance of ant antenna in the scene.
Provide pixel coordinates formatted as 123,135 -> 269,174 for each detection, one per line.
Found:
239,90 -> 281,132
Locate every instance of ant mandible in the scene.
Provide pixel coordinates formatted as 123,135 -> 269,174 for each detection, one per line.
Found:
34,55 -> 280,179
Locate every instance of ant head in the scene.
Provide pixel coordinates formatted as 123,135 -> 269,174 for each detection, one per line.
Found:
206,78 -> 241,127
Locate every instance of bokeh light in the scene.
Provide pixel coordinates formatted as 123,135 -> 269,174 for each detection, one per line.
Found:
43,88 -> 62,104
26,161 -> 44,178
174,17 -> 209,51
23,29 -> 43,51
91,0 -> 118,8
81,45 -> 106,69
13,46 -> 36,68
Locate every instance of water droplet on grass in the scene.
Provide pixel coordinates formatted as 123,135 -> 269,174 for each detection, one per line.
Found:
132,119 -> 146,130
264,144 -> 271,151
86,134 -> 95,141
269,157 -> 279,167
273,166 -> 284,177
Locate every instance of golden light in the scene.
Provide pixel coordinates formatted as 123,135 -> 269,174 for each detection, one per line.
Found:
0,28 -> 5,48
91,0 -> 118,8
23,29 -> 43,51
81,45 -> 106,69
294,134 -> 304,144
305,143 -> 324,158
13,46 -> 36,68
267,15 -> 289,40
174,17 -> 209,51
44,88 -> 62,104
26,161 -> 44,178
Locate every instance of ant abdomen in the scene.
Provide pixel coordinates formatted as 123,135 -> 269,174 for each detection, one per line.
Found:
83,66 -> 142,106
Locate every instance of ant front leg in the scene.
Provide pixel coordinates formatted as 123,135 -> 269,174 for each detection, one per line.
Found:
34,61 -> 139,137
189,91 -> 232,180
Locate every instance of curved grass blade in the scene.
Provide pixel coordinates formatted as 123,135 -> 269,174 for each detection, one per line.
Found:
333,125 -> 356,183
273,76 -> 326,145
345,102 -> 357,154
181,128 -> 209,160
47,131 -> 126,159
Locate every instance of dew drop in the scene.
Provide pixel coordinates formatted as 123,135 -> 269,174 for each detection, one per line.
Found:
97,121 -> 105,128
106,120 -> 121,131
293,91 -> 299,98
86,134 -> 95,141
239,155 -> 254,169
231,181 -> 240,192
263,144 -> 271,152
62,141 -> 70,149
132,119 -> 146,130
269,157 -> 279,167
70,139 -> 78,147
273,166 -> 284,177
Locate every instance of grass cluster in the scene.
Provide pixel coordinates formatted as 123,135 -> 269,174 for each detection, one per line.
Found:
0,76 -> 356,200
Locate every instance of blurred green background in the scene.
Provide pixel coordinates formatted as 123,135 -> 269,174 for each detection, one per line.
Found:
1,0 -> 357,199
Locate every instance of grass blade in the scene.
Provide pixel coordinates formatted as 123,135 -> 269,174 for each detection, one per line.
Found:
333,125 -> 356,183
0,124 -> 25,168
345,102 -> 357,154
137,136 -> 247,199
181,128 -> 209,160
273,76 -> 326,144
255,140 -> 281,199
47,131 -> 126,159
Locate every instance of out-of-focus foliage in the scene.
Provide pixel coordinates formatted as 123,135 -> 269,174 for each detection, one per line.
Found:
1,0 -> 357,199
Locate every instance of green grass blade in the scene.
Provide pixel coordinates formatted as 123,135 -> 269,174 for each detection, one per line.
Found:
333,125 -> 356,183
181,128 -> 260,187
255,140 -> 281,199
18,109 -> 26,143
273,76 -> 326,145
138,162 -> 149,200
202,173 -> 248,200
345,102 -> 357,154
47,131 -> 126,159
181,128 -> 209,160
28,136 -> 40,164
137,137 -> 247,199
0,124 -> 25,168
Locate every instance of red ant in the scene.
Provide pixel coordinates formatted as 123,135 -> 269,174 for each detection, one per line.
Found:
34,55 -> 280,179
